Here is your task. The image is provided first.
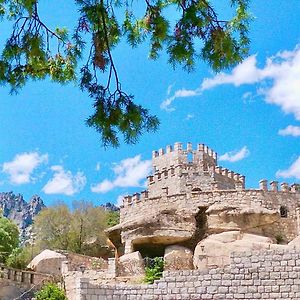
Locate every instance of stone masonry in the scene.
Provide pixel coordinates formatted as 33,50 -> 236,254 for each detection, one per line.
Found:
75,248 -> 300,300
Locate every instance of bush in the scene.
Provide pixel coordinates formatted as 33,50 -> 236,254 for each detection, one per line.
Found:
35,283 -> 67,300
6,247 -> 32,269
144,257 -> 164,284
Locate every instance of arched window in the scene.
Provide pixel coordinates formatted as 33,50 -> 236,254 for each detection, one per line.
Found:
280,206 -> 288,218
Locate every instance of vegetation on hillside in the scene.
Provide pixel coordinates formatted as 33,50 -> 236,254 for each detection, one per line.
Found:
0,212 -> 19,264
32,200 -> 119,257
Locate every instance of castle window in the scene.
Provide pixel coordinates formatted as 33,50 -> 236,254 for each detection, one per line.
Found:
171,168 -> 175,175
280,206 -> 288,218
158,173 -> 161,179
164,170 -> 168,177
187,152 -> 193,162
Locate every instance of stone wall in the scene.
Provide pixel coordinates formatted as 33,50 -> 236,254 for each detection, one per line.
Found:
0,264 -> 55,300
74,249 -> 300,300
59,251 -> 108,271
120,189 -> 300,240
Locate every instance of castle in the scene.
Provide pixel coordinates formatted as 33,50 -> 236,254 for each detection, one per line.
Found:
107,142 -> 300,259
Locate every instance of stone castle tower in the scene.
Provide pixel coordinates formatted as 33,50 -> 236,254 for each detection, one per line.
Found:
148,142 -> 245,198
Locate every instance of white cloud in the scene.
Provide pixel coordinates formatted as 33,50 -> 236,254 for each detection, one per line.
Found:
91,155 -> 151,193
185,114 -> 194,120
276,157 -> 300,179
201,55 -> 262,90
278,125 -> 300,137
162,45 -> 300,119
160,88 -> 201,112
42,165 -> 86,196
91,179 -> 114,193
95,162 -> 101,171
219,146 -> 250,163
2,152 -> 48,185
116,194 -> 125,207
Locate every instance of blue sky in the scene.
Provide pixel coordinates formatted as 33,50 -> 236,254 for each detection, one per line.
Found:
1,1 -> 300,206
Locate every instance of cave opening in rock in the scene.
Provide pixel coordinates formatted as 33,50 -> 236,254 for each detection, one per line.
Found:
133,243 -> 166,258
178,206 -> 208,251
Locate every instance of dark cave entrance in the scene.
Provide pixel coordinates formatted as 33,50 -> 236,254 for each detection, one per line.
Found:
178,206 -> 208,251
133,243 -> 166,258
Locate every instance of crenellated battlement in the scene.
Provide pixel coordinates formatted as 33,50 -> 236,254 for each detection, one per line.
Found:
120,180 -> 300,212
258,179 -> 300,192
152,142 -> 217,162
143,142 -> 248,197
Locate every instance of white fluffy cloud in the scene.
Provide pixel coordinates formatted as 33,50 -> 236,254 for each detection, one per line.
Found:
162,45 -> 300,119
116,194 -> 126,207
95,162 -> 101,171
276,157 -> 300,179
185,114 -> 195,120
219,146 -> 250,163
2,152 -> 48,185
42,165 -> 86,196
278,125 -> 300,137
91,155 -> 151,193
160,88 -> 201,111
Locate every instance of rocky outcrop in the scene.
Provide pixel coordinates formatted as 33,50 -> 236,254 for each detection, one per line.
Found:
193,231 -> 279,270
27,249 -> 67,275
112,208 -> 196,255
0,192 -> 45,243
164,245 -> 194,270
206,203 -> 280,235
118,251 -> 145,277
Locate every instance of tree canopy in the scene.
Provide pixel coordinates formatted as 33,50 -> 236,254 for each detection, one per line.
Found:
0,0 -> 251,146
0,213 -> 19,263
33,201 -> 116,256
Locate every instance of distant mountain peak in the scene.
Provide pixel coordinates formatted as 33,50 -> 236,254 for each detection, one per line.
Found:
0,192 -> 45,243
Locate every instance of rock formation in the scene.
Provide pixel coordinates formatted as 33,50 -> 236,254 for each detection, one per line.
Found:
0,191 -> 45,243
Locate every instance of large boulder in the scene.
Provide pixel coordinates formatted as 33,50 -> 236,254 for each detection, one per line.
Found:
288,235 -> 300,249
193,231 -> 275,270
27,249 -> 67,275
164,245 -> 193,270
206,203 -> 279,235
118,251 -> 145,277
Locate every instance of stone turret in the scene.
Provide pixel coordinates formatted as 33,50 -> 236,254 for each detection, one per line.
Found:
148,142 -> 245,198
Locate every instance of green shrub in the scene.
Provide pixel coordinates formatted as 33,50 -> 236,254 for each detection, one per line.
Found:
6,247 -> 32,269
144,257 -> 164,284
35,283 -> 67,300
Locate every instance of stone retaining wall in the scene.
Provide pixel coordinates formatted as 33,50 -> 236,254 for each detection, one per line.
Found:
74,249 -> 300,300
0,264 -> 55,300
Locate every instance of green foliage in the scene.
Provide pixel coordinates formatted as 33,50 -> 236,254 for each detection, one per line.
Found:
0,214 -> 19,263
0,0 -> 251,147
106,210 -> 120,227
33,200 -> 110,256
275,234 -> 285,245
144,257 -> 164,284
35,283 -> 67,300
6,246 -> 33,269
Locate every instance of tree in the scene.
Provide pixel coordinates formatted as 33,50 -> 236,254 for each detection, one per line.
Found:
6,246 -> 34,269
33,201 -> 111,256
0,214 -> 19,263
107,210 -> 120,227
0,0 -> 251,146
